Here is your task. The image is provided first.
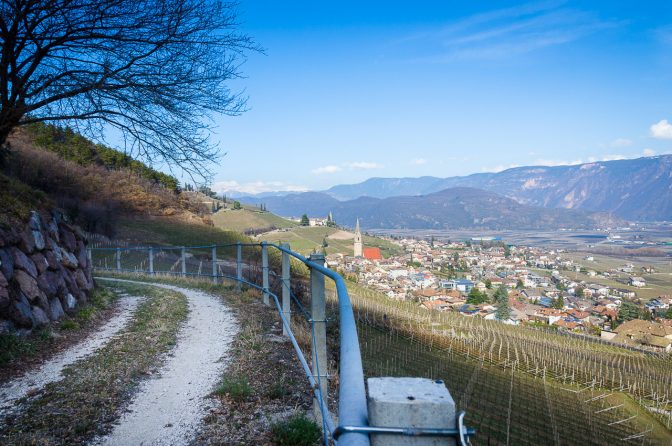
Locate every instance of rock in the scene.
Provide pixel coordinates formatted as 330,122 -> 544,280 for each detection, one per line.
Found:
0,248 -> 14,280
64,293 -> 77,311
12,247 -> 37,278
44,250 -> 60,270
0,271 -> 9,309
0,319 -> 15,334
60,247 -> 79,269
33,230 -> 45,251
59,226 -> 77,252
29,211 -> 43,231
47,220 -> 60,242
11,295 -> 34,328
19,228 -> 36,253
76,241 -> 88,268
32,305 -> 50,327
74,269 -> 92,291
49,297 -> 65,321
15,269 -> 41,302
37,270 -> 61,296
31,253 -> 48,275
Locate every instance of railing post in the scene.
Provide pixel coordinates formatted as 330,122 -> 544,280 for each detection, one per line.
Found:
148,247 -> 154,275
181,247 -> 187,276
212,245 -> 218,284
281,243 -> 291,336
116,248 -> 121,271
236,242 -> 242,291
261,242 -> 270,306
87,248 -> 92,268
309,253 -> 328,425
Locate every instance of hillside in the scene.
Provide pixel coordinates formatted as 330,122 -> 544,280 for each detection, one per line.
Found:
323,155 -> 672,221
257,225 -> 402,257
3,127 -> 228,242
211,207 -> 297,234
248,187 -> 621,230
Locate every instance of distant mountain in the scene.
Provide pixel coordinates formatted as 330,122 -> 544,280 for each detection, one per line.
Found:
251,187 -> 620,230
323,155 -> 672,221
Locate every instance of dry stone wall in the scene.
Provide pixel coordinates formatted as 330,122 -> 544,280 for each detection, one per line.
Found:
0,210 -> 93,334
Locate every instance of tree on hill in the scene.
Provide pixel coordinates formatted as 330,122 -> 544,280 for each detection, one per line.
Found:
300,214 -> 310,226
466,288 -> 488,305
665,307 -> 672,319
495,287 -> 511,321
485,279 -> 492,289
552,295 -> 565,309
618,301 -> 640,322
492,285 -> 507,304
0,0 -> 257,175
575,286 -> 585,298
232,201 -> 242,210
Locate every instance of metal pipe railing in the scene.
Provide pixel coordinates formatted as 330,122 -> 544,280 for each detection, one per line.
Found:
89,241 -> 474,446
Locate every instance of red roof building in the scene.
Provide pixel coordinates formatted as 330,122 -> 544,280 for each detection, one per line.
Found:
363,247 -> 382,260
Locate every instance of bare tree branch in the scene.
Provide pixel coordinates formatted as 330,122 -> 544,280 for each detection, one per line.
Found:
0,0 -> 258,177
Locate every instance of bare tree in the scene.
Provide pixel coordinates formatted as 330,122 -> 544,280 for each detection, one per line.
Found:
0,0 -> 257,176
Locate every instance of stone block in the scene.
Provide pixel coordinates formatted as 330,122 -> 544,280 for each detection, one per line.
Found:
49,297 -> 65,321
32,305 -> 50,327
11,294 -> 34,328
0,248 -> 14,280
31,253 -> 48,275
12,247 -> 37,278
15,269 -> 41,302
367,377 -> 456,446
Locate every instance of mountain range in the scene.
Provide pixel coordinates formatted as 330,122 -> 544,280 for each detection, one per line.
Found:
239,155 -> 671,227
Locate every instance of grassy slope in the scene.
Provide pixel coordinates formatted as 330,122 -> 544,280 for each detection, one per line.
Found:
116,217 -> 252,247
0,173 -> 48,226
211,208 -> 297,233
259,225 -> 403,257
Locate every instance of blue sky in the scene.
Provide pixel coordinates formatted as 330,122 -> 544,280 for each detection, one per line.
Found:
204,1 -> 672,195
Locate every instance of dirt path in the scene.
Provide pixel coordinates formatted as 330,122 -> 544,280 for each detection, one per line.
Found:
92,278 -> 238,446
0,293 -> 143,422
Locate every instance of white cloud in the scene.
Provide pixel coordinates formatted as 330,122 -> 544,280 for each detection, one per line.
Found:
347,162 -> 384,170
642,148 -> 656,157
411,158 -> 427,165
650,119 -> 672,139
481,163 -> 520,173
587,154 -> 626,162
212,180 -> 308,195
312,165 -> 342,174
608,138 -> 632,148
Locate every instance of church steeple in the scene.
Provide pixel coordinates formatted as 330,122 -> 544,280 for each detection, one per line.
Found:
354,218 -> 363,257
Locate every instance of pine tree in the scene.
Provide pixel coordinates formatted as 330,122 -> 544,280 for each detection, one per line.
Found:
300,214 -> 310,226
495,288 -> 511,321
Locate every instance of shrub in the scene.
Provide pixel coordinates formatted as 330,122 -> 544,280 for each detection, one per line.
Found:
213,374 -> 252,402
271,413 -> 321,446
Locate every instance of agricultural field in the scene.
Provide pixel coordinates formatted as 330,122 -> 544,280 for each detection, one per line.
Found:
562,252 -> 672,301
211,207 -> 297,233
329,281 -> 672,445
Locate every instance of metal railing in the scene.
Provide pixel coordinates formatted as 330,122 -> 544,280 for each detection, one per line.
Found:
89,242 -> 474,445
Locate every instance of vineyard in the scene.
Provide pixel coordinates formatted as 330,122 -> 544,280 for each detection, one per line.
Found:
338,282 -> 672,445
89,245 -> 672,444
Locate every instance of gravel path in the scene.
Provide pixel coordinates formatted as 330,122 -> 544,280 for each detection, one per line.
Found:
0,293 -> 143,421
92,278 -> 238,446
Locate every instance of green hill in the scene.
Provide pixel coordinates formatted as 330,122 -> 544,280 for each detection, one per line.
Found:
211,207 -> 297,234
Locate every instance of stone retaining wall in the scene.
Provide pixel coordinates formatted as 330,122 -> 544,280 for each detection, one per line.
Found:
0,211 -> 93,334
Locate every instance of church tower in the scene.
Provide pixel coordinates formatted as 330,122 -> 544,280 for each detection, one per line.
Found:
353,218 -> 363,257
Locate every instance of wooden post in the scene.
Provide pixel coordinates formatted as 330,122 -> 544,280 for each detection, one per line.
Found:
148,247 -> 154,275
116,248 -> 121,271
